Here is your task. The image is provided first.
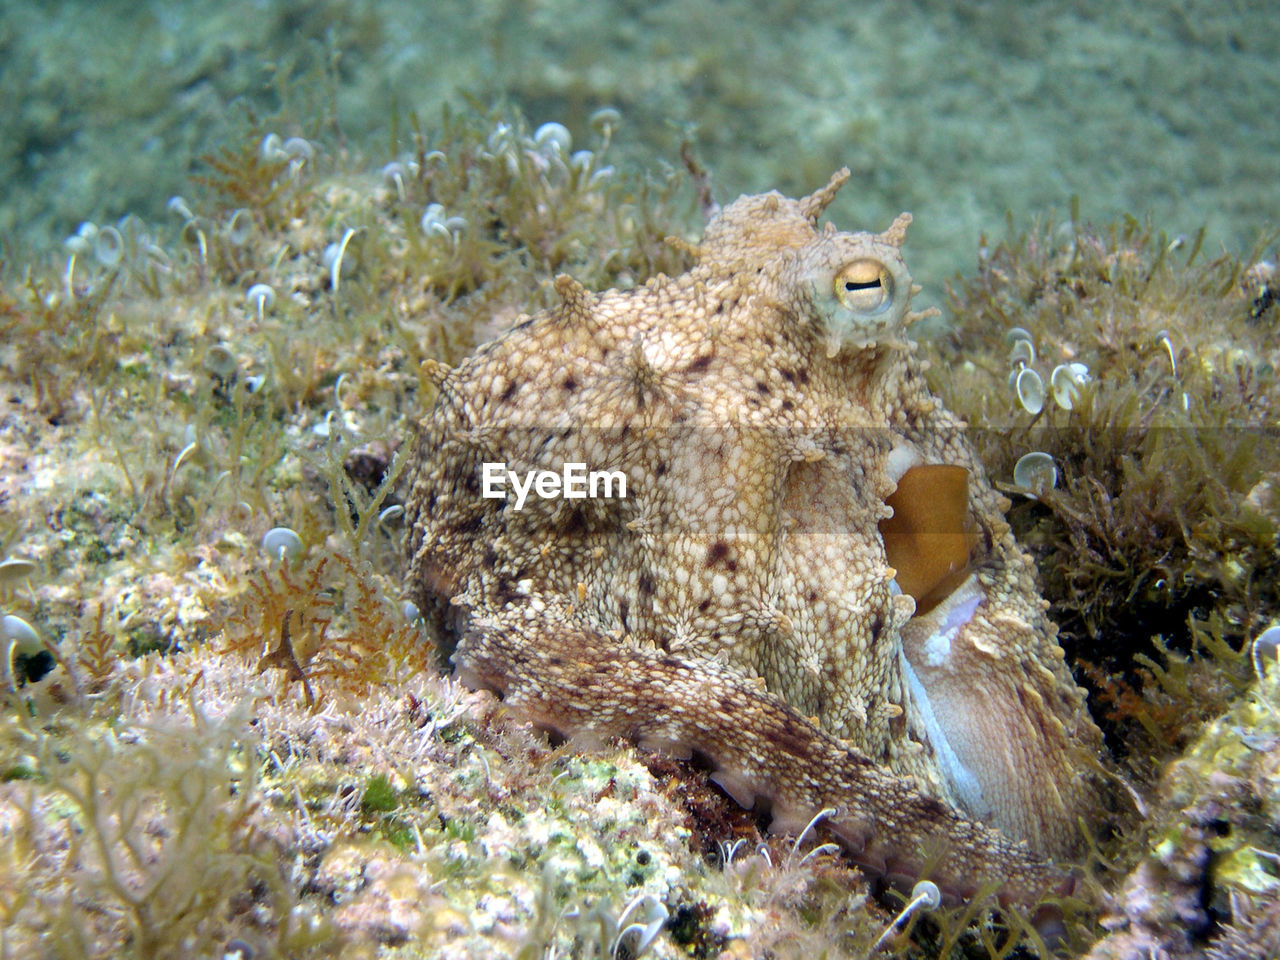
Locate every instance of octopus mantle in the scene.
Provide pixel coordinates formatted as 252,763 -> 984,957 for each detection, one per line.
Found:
405,169 -> 1102,906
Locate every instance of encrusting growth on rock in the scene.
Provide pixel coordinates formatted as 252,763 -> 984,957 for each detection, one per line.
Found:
404,168 -> 1104,906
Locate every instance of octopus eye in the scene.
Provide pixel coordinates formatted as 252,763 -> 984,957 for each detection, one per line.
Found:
833,260 -> 893,315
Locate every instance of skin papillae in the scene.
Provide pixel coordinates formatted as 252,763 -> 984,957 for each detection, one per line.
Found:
405,169 -> 1104,907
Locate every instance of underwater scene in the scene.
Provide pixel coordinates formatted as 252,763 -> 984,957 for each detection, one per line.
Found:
1,1 -> 1277,957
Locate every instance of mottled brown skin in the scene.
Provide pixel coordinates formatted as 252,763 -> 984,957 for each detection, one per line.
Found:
404,170 -> 1102,905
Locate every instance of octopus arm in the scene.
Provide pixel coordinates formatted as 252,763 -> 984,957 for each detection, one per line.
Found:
454,596 -> 1077,909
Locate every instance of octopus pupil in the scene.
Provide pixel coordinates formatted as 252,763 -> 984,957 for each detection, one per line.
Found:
845,279 -> 880,291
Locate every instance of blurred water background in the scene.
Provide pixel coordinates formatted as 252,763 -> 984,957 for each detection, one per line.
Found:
1,0 -> 1274,284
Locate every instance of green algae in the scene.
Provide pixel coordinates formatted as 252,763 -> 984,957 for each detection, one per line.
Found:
1166,663 -> 1280,905
1079,652 -> 1280,957
926,211 -> 1279,765
0,100 -> 720,959
360,772 -> 400,815
922,210 -> 1280,954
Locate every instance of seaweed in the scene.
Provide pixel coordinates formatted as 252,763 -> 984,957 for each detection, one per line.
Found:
5,86 -> 1276,955
0,689 -> 328,959
929,212 -> 1280,764
214,549 -> 429,709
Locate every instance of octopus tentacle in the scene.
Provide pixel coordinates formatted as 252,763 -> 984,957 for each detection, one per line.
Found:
453,598 -> 1076,909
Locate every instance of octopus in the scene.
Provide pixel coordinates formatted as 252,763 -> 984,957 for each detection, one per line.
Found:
404,169 -> 1103,908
